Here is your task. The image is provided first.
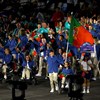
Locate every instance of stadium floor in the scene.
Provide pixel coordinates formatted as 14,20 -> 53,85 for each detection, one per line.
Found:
0,77 -> 100,100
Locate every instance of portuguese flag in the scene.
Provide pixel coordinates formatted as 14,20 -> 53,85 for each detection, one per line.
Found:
68,16 -> 94,48
17,38 -> 21,47
30,49 -> 37,56
34,35 -> 41,42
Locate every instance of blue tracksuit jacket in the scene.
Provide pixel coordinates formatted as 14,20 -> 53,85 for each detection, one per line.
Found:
5,39 -> 17,52
47,55 -> 64,73
2,54 -> 12,65
61,67 -> 74,76
22,60 -> 34,69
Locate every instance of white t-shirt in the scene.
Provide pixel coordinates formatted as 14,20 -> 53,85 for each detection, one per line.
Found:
81,60 -> 92,71
27,61 -> 30,69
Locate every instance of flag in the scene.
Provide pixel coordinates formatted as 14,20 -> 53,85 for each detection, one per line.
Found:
68,16 -> 94,48
17,38 -> 21,47
34,35 -> 41,42
31,31 -> 36,38
30,49 -> 37,56
67,52 -> 73,57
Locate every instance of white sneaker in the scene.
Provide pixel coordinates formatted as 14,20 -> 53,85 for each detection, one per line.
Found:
36,73 -> 41,76
82,89 -> 86,93
45,77 -> 48,79
4,75 -> 7,79
50,89 -> 54,93
26,78 -> 30,80
92,77 -> 96,81
86,89 -> 90,93
61,85 -> 64,88
65,84 -> 69,88
55,85 -> 59,91
20,77 -> 24,80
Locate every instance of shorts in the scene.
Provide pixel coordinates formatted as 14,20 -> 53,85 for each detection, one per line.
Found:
84,71 -> 92,80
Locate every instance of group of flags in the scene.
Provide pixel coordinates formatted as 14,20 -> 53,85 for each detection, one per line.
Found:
31,16 -> 94,49
18,16 -> 95,57
31,16 -> 95,57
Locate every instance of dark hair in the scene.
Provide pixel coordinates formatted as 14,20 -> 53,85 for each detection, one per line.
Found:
25,53 -> 32,61
25,50 -> 30,56
83,54 -> 90,60
49,49 -> 54,53
8,34 -> 13,38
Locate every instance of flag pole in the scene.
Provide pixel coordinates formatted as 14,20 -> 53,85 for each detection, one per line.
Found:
65,41 -> 69,63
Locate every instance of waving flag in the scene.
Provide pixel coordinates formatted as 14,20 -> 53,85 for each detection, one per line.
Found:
30,49 -> 37,56
34,35 -> 41,42
68,16 -> 94,48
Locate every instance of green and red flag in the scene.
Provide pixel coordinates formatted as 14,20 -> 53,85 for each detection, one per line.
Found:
34,35 -> 41,42
68,16 -> 94,48
30,49 -> 37,56
16,38 -> 21,47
